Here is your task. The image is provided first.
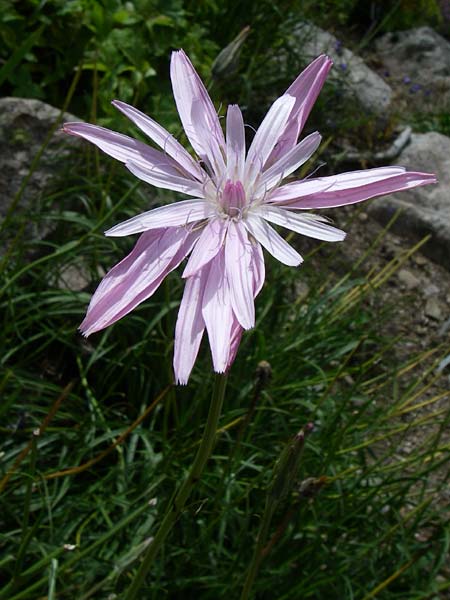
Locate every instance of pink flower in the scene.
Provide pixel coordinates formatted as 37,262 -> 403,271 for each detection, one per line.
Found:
63,51 -> 436,384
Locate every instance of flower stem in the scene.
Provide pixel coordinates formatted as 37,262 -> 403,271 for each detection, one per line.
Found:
124,373 -> 228,600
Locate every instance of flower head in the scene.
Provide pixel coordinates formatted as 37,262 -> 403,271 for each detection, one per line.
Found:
64,50 -> 436,384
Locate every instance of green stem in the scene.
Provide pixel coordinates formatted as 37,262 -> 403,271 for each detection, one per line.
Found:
240,501 -> 275,600
124,373 -> 228,600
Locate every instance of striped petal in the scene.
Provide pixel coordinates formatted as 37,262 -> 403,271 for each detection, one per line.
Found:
244,214 -> 303,266
260,205 -> 346,242
63,122 -> 188,179
112,100 -> 205,180
170,50 -> 225,159
226,104 -> 246,182
266,55 -> 332,165
202,249 -> 234,373
245,95 -> 295,188
225,220 -> 255,330
258,131 -> 321,192
173,266 -> 209,385
283,169 -> 437,210
105,199 -> 213,237
125,159 -> 206,197
182,218 -> 228,278
80,228 -> 197,336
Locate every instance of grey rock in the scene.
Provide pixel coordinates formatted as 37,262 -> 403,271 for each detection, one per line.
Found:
424,297 -> 443,320
398,268 -> 420,289
368,132 -> 450,268
56,263 -> 90,292
287,22 -> 393,115
376,27 -> 450,81
375,27 -> 450,104
0,97 -> 81,239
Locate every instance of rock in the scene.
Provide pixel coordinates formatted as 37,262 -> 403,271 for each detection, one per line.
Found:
285,22 -> 393,115
56,263 -> 90,292
376,27 -> 450,82
424,297 -> 443,320
0,97 -> 81,239
368,132 -> 450,268
398,268 -> 420,290
375,27 -> 450,106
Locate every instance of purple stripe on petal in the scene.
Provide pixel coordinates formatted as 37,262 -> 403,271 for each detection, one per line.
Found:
105,199 -> 213,237
112,100 -> 205,181
63,122 -> 188,180
170,50 -> 225,159
80,228 -> 198,336
245,95 -> 296,188
202,249 -> 234,373
173,266 -> 209,385
260,206 -> 346,242
284,170 -> 437,210
244,214 -> 303,266
225,221 -> 255,330
182,218 -> 228,278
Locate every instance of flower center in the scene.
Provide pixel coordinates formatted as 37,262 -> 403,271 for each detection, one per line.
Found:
219,179 -> 246,218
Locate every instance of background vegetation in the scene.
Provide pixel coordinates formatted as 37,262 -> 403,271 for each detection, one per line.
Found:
1,1 -> 449,598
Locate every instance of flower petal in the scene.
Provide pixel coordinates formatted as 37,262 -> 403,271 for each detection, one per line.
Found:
251,241 -> 266,296
182,218 -> 228,278
245,95 -> 296,188
63,122 -> 188,179
244,214 -> 303,266
266,55 -> 332,165
105,199 -> 213,237
170,50 -> 225,158
80,228 -> 197,336
173,266 -> 209,385
268,177 -> 337,203
226,316 -> 244,371
226,104 -> 246,182
190,98 -> 226,180
260,205 -> 346,242
258,131 -> 321,192
125,159 -> 206,197
202,249 -> 234,373
112,100 -> 205,181
225,221 -> 255,330
282,168 -> 437,209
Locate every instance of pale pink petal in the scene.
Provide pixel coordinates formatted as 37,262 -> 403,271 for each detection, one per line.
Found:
225,221 -> 255,330
282,169 -> 437,210
80,228 -> 198,336
245,95 -> 296,187
112,100 -> 205,181
105,199 -> 213,237
191,98 -> 226,179
244,214 -> 303,266
63,122 -> 190,179
251,241 -> 266,297
173,266 -> 209,385
268,177 -> 337,203
182,218 -> 228,278
226,104 -> 245,182
226,316 -> 244,370
202,249 -> 233,373
258,131 -> 321,192
266,55 -> 332,165
260,205 -> 346,242
170,50 -> 225,158
125,159 -> 205,197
